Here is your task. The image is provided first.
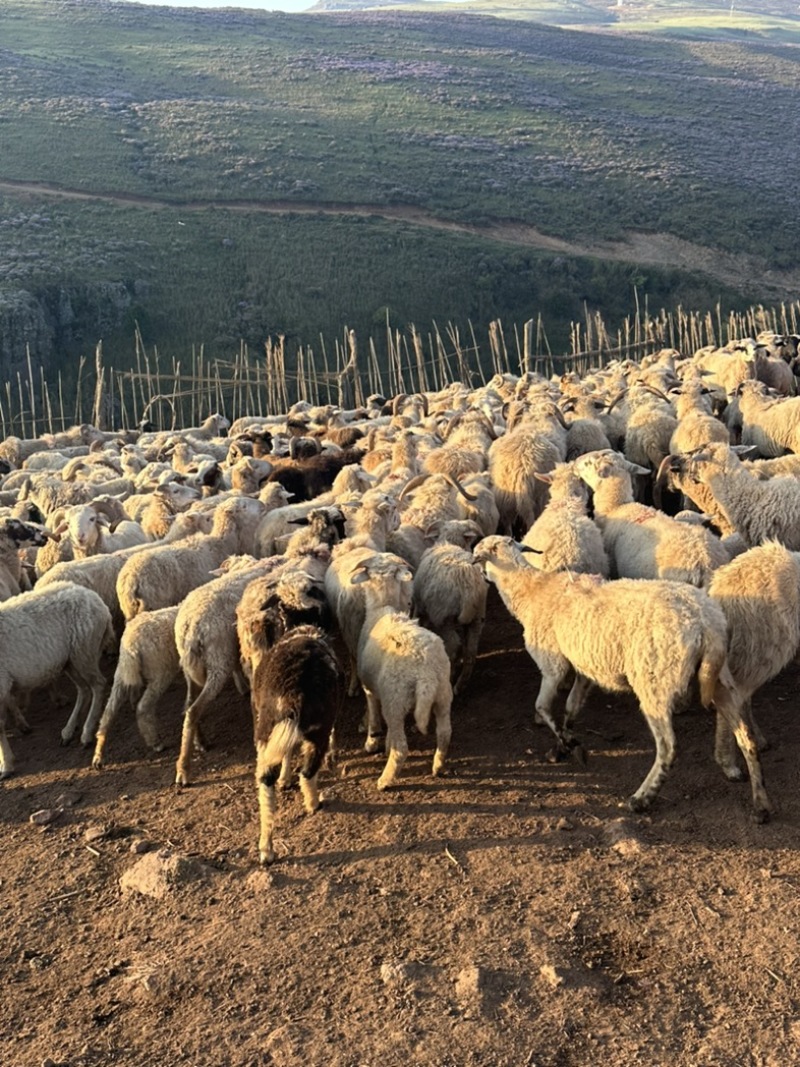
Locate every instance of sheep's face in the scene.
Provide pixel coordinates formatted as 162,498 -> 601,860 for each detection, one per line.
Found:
68,505 -> 103,550
472,535 -> 521,578
679,443 -> 738,485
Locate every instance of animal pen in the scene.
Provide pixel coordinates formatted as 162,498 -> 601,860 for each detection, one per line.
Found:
2,300 -> 798,438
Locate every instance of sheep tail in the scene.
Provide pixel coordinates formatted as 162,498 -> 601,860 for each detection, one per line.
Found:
413,677 -> 438,735
258,718 -> 302,769
697,625 -> 730,709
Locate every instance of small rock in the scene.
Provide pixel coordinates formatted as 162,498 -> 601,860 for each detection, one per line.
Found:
129,838 -> 154,855
54,790 -> 82,808
84,823 -> 111,844
454,964 -> 485,1001
605,818 -> 645,857
380,960 -> 414,985
30,808 -> 63,826
555,817 -> 574,832
539,963 -> 567,989
120,849 -> 213,899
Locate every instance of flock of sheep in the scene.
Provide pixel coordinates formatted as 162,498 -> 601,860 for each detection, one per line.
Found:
1,327 -> 799,862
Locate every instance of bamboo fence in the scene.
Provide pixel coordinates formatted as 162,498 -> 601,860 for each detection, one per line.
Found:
1,300 -> 797,438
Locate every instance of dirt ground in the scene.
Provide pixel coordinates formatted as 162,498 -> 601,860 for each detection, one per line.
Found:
2,585 -> 800,1067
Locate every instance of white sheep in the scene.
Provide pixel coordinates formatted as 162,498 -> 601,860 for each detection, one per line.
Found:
51,501 -> 148,558
116,495 -> 266,620
89,605 -> 182,766
667,442 -> 800,550
36,509 -> 215,634
472,536 -> 771,820
412,520 -> 487,695
574,450 -> 729,586
0,581 -> 114,777
708,542 -> 800,777
520,463 -> 609,577
351,555 -> 452,790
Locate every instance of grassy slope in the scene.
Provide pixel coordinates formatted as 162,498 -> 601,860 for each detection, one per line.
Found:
0,0 -> 796,370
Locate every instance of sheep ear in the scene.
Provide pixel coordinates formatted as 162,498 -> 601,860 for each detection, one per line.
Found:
733,445 -> 759,459
623,460 -> 651,476
53,521 -> 69,538
350,570 -> 370,585
399,569 -> 413,583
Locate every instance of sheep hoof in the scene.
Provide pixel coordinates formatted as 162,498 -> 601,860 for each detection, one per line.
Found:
364,735 -> 383,755
721,765 -> 745,782
259,849 -> 276,865
174,772 -> 192,788
753,807 -> 771,825
0,768 -> 13,781
60,732 -> 74,747
376,777 -> 393,792
545,744 -> 569,764
571,743 -> 588,767
91,756 -> 104,771
624,795 -> 650,814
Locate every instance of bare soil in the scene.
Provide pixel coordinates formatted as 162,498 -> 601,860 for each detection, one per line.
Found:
2,585 -> 800,1067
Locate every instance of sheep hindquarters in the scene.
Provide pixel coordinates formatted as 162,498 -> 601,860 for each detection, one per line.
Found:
252,629 -> 344,864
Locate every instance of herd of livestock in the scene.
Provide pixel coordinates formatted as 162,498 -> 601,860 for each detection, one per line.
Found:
1,329 -> 799,862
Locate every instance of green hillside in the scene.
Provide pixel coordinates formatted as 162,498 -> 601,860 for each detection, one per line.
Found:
0,0 -> 797,381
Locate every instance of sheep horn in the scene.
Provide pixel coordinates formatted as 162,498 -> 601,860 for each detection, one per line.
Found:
413,392 -> 429,417
398,473 -> 429,501
519,545 -> 543,554
442,413 -> 463,440
442,473 -> 478,502
289,437 -> 299,460
550,405 -> 568,430
606,390 -> 628,413
391,393 -> 409,416
653,455 -> 677,510
639,383 -> 671,403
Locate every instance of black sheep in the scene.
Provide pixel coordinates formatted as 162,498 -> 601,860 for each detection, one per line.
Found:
252,625 -> 345,864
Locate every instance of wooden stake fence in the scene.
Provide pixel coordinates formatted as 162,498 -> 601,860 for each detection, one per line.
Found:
1,301 -> 797,436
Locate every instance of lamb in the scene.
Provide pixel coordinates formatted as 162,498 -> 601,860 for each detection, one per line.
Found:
89,606 -> 182,766
253,624 -> 345,864
573,450 -> 729,586
665,442 -> 800,550
0,581 -> 114,777
351,555 -> 453,790
520,463 -> 609,577
116,495 -> 266,620
472,536 -> 771,820
412,520 -> 487,695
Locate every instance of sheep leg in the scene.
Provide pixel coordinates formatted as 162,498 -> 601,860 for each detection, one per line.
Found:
80,677 -> 109,748
277,753 -> 294,791
626,708 -> 676,813
299,740 -> 326,813
363,689 -> 383,754
91,676 -> 135,769
377,716 -> 408,791
8,694 -> 31,735
712,684 -> 772,822
176,670 -> 232,785
431,701 -> 452,778
60,683 -> 90,746
0,708 -> 15,779
453,622 -> 482,696
346,656 -> 360,698
256,752 -> 280,865
714,712 -> 744,782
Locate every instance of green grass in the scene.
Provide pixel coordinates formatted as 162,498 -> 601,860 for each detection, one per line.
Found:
0,0 -> 795,374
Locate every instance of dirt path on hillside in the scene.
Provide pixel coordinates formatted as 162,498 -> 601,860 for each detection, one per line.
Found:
3,178 -> 798,300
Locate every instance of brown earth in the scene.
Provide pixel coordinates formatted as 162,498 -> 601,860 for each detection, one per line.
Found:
2,178 -> 799,302
2,585 -> 800,1067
